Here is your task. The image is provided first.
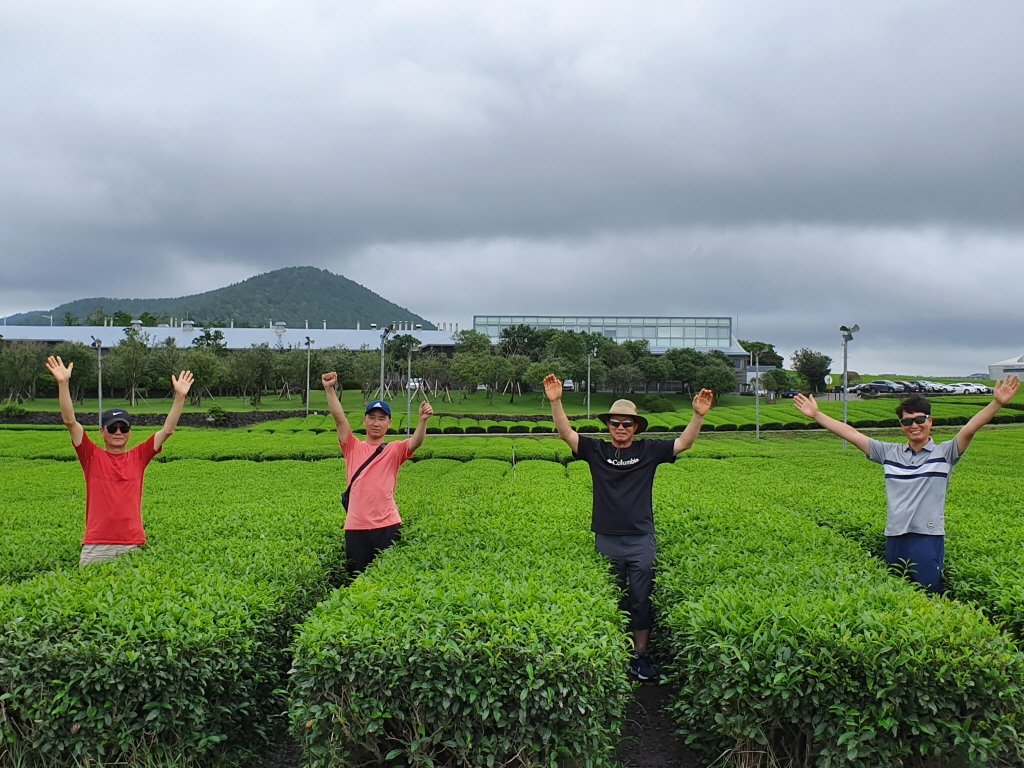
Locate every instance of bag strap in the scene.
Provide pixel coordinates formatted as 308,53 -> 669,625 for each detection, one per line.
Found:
343,444 -> 385,493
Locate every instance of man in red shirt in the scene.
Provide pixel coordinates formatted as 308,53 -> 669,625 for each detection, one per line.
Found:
45,355 -> 194,566
321,371 -> 433,576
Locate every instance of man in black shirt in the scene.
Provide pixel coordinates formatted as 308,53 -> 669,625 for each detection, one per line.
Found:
544,374 -> 714,681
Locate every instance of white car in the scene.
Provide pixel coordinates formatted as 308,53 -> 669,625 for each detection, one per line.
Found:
951,382 -> 986,395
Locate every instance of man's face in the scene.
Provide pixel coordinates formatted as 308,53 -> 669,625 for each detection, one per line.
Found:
898,411 -> 932,444
101,421 -> 131,451
364,410 -> 392,438
606,416 -> 637,446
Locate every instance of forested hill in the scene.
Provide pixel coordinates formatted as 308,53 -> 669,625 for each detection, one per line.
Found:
4,267 -> 434,329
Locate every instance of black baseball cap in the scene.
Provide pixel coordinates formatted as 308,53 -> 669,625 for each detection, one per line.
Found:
101,409 -> 132,429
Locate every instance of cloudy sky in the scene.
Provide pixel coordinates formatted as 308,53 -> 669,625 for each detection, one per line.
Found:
2,1 -> 1022,376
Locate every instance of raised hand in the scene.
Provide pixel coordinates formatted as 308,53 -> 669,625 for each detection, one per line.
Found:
543,374 -> 563,402
792,393 -> 819,418
994,374 -> 1020,406
692,388 -> 714,416
419,400 -> 434,420
45,355 -> 74,384
321,371 -> 338,390
171,370 -> 194,397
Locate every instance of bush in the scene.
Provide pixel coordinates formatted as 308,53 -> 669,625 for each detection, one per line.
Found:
0,402 -> 27,418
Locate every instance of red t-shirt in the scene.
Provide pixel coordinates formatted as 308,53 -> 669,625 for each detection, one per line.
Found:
340,434 -> 413,531
74,433 -> 161,545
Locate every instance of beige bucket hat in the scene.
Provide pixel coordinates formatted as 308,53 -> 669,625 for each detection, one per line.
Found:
597,399 -> 647,432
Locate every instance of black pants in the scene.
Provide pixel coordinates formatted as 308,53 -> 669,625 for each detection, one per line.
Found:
595,533 -> 656,631
345,523 -> 402,577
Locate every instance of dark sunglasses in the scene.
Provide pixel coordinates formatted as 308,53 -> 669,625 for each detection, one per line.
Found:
898,415 -> 929,427
105,422 -> 131,434
607,419 -> 635,429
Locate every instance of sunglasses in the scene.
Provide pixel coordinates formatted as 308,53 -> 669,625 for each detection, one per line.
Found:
607,419 -> 635,429
105,422 -> 131,434
898,415 -> 929,427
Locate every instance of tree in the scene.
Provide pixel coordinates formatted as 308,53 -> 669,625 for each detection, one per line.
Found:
227,344 -> 276,405
182,348 -> 224,406
762,368 -> 795,394
663,348 -> 705,394
85,306 -> 109,326
607,363 -> 642,394
452,329 -> 493,356
0,341 -> 49,402
695,362 -> 738,400
791,348 -> 833,394
148,337 -> 184,391
111,310 -> 133,327
498,325 -> 546,360
450,351 -> 491,395
638,356 -> 673,393
737,340 -> 784,368
62,312 -> 79,326
107,329 -> 152,406
49,342 -> 96,403
192,328 -> 227,355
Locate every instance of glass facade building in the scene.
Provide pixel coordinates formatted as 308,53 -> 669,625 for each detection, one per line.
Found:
473,315 -> 736,353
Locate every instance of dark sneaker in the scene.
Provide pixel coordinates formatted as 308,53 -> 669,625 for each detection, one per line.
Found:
628,651 -> 660,683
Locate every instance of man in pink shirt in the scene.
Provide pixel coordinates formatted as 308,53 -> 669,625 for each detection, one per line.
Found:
45,355 -> 194,566
321,371 -> 433,576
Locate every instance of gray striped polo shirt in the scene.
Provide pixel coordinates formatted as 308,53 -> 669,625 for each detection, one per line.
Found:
867,438 -> 961,537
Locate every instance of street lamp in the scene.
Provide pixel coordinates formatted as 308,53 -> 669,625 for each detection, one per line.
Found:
839,324 -> 860,428
40,314 -> 53,326
378,326 -> 392,399
304,336 -> 315,417
751,348 -> 762,440
586,347 -> 597,419
406,342 -> 420,436
90,336 -> 103,426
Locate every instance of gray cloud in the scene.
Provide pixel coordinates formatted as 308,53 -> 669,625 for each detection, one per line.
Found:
2,0 -> 1022,375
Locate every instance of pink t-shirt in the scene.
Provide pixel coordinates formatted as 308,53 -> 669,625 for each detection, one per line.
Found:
74,433 -> 161,545
340,434 -> 414,530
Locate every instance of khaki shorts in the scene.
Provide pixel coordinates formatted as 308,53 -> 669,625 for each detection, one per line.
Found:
79,544 -> 142,567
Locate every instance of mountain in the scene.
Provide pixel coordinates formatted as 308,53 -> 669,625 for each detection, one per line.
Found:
3,267 -> 435,329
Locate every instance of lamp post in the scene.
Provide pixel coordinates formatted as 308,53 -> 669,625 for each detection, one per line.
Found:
839,324 -> 859,427
90,336 -> 103,426
304,336 -> 315,417
752,349 -> 761,440
41,314 -> 53,326
406,343 -> 420,436
378,326 -> 392,399
586,347 -> 597,419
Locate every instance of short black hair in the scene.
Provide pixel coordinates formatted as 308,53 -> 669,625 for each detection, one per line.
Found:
896,395 -> 931,419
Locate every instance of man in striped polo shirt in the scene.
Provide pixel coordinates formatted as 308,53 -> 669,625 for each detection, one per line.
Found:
793,374 -> 1019,594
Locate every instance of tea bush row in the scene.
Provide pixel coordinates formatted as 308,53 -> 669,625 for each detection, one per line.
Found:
0,460 -> 346,765
288,459 -> 633,767
650,456 -> 1024,766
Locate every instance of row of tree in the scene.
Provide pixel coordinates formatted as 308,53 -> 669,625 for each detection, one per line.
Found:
0,325 -> 833,408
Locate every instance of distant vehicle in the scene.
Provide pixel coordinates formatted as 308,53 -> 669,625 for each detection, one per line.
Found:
913,380 -> 945,393
407,377 -> 424,390
562,379 -> 575,391
944,383 -> 976,395
951,382 -> 987,395
895,380 -> 920,393
778,389 -> 801,398
476,383 -> 488,391
864,379 -> 901,394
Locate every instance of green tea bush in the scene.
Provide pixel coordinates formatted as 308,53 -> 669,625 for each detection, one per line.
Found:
289,460 -> 631,767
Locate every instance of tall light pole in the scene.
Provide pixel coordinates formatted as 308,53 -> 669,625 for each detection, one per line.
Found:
586,347 -> 597,419
304,336 -> 315,417
839,324 -> 859,427
406,343 -> 420,436
378,326 -> 392,399
90,336 -> 103,426
41,314 -> 53,326
752,349 -> 762,440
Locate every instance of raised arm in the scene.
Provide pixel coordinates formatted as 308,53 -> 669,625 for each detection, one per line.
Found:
793,393 -> 871,455
956,374 -> 1019,454
154,370 -> 194,451
673,388 -> 714,455
322,371 -> 352,444
543,374 -> 579,454
408,399 -> 434,452
46,355 -> 84,446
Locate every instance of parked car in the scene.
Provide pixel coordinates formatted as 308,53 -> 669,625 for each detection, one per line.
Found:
407,377 -> 424,390
778,389 -> 801,398
913,380 -> 945,393
864,379 -> 902,394
895,380 -> 920,393
562,379 -> 575,391
944,383 -> 975,395
951,382 -> 987,395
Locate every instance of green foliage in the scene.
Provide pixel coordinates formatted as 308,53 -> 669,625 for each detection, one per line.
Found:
791,348 -> 833,393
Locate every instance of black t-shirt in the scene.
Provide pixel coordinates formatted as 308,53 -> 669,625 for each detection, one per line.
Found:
575,436 -> 676,535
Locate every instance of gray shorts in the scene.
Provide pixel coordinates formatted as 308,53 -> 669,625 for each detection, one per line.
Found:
79,544 -> 142,567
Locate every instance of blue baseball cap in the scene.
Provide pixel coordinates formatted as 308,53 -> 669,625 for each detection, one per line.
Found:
365,400 -> 392,417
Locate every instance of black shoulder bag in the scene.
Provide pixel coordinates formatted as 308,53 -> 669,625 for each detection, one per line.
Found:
340,444 -> 385,511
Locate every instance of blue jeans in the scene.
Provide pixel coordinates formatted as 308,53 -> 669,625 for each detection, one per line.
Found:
886,533 -> 944,595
